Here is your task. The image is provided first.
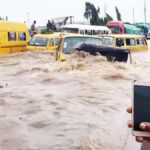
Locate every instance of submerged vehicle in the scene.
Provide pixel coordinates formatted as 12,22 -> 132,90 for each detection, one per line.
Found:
147,31 -> 150,39
102,34 -> 148,51
135,24 -> 150,38
27,33 -> 61,51
74,43 -> 129,62
56,34 -> 130,63
124,24 -> 141,35
0,21 -> 29,54
106,21 -> 141,35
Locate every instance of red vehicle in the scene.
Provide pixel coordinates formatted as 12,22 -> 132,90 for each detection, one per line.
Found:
106,21 -> 124,34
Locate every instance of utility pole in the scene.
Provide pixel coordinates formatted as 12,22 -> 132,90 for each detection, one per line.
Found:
27,12 -> 30,28
133,7 -> 135,24
144,0 -> 147,23
104,4 -> 107,17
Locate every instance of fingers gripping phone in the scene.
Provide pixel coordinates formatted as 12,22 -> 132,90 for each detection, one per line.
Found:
133,81 -> 150,137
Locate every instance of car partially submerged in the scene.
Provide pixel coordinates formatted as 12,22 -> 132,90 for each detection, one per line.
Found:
27,33 -> 62,51
56,34 -> 131,63
74,43 -> 129,62
101,34 -> 148,51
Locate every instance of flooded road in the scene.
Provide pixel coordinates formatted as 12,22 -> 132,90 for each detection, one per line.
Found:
0,43 -> 150,150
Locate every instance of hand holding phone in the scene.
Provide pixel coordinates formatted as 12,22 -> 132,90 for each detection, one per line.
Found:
132,81 -> 150,138
127,107 -> 150,142
127,81 -> 150,142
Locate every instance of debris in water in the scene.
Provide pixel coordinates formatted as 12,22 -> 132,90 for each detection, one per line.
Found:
0,84 -> 8,88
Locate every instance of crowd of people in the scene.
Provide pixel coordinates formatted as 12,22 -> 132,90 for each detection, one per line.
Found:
30,20 -> 57,36
46,20 -> 56,30
31,20 -> 56,32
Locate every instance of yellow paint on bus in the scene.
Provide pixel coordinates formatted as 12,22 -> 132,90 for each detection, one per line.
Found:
102,34 -> 148,51
0,21 -> 29,55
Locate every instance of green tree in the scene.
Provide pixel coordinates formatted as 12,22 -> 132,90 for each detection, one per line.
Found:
103,13 -> 113,25
106,14 -> 113,21
41,29 -> 54,34
84,2 -> 100,25
84,2 -> 113,26
115,6 -> 122,21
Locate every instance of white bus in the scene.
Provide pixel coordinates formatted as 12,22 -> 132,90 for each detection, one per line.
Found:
61,24 -> 111,35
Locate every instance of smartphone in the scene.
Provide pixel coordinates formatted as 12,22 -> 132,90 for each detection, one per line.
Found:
133,81 -> 150,137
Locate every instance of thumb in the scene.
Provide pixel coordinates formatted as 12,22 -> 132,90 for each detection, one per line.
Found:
140,122 -> 150,131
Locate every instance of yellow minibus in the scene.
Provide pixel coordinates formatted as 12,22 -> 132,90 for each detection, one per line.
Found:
0,21 -> 29,54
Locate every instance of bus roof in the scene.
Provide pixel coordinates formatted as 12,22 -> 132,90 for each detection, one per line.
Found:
0,21 -> 28,31
61,33 -> 102,39
136,24 -> 150,29
34,32 -> 73,38
61,24 -> 109,31
106,21 -> 124,26
34,34 -> 54,38
102,34 -> 145,38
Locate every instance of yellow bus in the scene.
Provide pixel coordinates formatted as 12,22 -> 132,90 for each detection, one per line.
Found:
61,24 -> 111,35
27,33 -> 72,51
102,34 -> 148,51
0,21 -> 29,54
56,34 -> 103,61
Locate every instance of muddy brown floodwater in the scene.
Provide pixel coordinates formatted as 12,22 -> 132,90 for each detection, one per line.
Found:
0,43 -> 150,150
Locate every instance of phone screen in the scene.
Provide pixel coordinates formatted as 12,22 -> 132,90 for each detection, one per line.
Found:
134,85 -> 150,131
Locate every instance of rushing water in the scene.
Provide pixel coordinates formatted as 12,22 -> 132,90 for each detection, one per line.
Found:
0,43 -> 150,150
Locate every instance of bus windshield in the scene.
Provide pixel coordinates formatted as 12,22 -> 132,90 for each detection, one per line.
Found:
63,37 -> 102,54
103,37 -> 113,46
109,26 -> 122,34
29,37 -> 48,46
62,28 -> 79,33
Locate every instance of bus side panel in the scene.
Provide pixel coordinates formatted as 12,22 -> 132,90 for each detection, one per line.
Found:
0,29 -> 29,55
0,32 -> 11,54
11,31 -> 28,53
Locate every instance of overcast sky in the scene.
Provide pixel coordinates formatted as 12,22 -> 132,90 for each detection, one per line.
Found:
1,0 -> 150,27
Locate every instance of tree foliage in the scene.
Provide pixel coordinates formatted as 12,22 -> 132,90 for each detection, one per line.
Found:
84,2 -> 100,25
115,6 -> 122,21
41,29 -> 54,34
84,2 -> 113,26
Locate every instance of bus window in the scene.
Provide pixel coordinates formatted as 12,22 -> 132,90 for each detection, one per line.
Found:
99,31 -> 102,34
101,30 -> 104,34
63,37 -> 102,54
49,38 -> 54,46
8,32 -> 16,41
109,26 -> 122,34
93,30 -> 99,35
55,38 -> 60,46
29,37 -> 48,46
126,38 -> 136,46
80,30 -> 84,35
85,30 -> 92,35
103,37 -> 113,46
116,38 -> 124,47
62,28 -> 78,33
105,30 -> 108,34
137,38 -> 144,45
19,32 -> 26,41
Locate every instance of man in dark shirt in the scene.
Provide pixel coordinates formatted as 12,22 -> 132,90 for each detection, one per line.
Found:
47,20 -> 52,30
